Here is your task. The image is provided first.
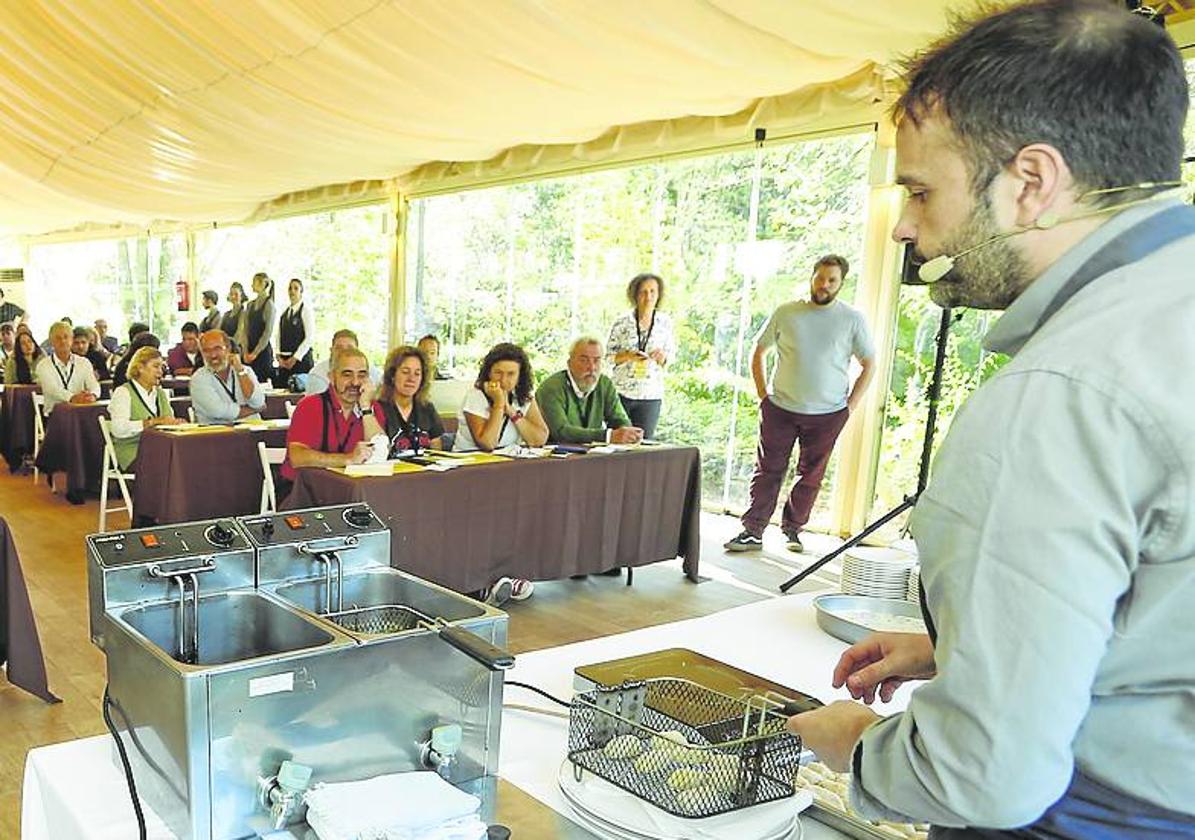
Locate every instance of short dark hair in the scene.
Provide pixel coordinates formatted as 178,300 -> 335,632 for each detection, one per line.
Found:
72,326 -> 89,339
128,322 -> 150,342
0,321 -> 13,333
417,334 -> 440,348
181,321 -> 199,335
202,289 -> 218,305
813,254 -> 849,280
128,332 -> 161,352
895,0 -> 1187,201
331,328 -> 358,346
475,342 -> 535,406
626,273 -> 665,309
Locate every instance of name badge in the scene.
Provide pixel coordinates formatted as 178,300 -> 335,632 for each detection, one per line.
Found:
633,359 -> 649,379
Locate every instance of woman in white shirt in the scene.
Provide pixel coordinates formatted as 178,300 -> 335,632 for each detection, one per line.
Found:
453,342 -> 548,452
606,272 -> 676,439
108,347 -> 184,469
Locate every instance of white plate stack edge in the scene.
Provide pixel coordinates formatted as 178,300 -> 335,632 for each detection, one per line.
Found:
839,546 -> 916,600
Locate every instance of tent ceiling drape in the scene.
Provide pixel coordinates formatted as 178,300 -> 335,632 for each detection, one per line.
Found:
0,1 -> 974,239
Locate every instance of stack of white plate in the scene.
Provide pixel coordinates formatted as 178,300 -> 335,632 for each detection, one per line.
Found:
840,546 -> 916,599
907,565 -> 921,603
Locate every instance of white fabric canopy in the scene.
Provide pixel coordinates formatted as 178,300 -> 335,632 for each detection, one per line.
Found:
0,1 -> 970,238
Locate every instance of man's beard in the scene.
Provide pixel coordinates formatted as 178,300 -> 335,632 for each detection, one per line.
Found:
811,289 -> 839,306
929,193 -> 1032,310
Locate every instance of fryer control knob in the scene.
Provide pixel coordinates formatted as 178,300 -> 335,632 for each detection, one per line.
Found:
207,522 -> 235,547
261,519 -> 274,538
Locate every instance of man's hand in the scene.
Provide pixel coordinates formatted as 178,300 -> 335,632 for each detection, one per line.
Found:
237,406 -> 257,419
70,392 -> 97,405
357,379 -> 376,410
279,356 -> 295,370
610,426 -> 644,444
787,701 -> 880,773
757,387 -> 769,402
833,632 -> 936,704
230,353 -> 245,373
348,441 -> 372,464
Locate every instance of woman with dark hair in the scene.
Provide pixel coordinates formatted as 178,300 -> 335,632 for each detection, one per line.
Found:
606,272 -> 676,439
198,289 -> 221,333
220,281 -> 246,348
112,332 -> 161,387
377,346 -> 444,453
3,329 -> 42,385
243,272 -> 276,385
453,342 -> 548,453
273,277 -> 315,388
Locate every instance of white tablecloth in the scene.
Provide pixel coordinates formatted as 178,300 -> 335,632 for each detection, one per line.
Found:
497,590 -> 913,840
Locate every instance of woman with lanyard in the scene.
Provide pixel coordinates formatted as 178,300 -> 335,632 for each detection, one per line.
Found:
273,277 -> 316,388
243,272 -> 276,385
220,282 -> 247,348
606,272 -> 676,439
378,345 -> 444,454
108,346 -> 184,470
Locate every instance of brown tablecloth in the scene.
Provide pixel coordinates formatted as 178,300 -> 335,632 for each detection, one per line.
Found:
284,446 -> 702,593
34,398 -> 192,497
0,517 -> 59,703
2,383 -> 40,469
263,392 -> 301,420
132,425 -> 289,523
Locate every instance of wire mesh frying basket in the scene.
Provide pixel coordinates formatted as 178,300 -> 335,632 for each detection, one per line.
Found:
323,604 -> 424,634
567,678 -> 803,819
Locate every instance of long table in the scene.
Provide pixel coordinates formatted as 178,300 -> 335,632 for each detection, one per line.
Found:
132,424 -> 290,523
283,445 -> 702,593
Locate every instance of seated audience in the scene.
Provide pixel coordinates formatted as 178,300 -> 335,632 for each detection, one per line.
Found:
94,318 -> 118,354
283,346 -> 384,482
305,329 -> 382,394
36,321 -> 100,413
378,345 -> 444,453
537,337 -> 643,445
190,329 -> 266,423
454,342 -> 549,453
108,346 -> 184,469
166,322 -> 203,375
112,332 -> 161,387
3,328 -> 42,385
198,290 -> 221,333
417,334 -> 452,380
72,326 -> 111,381
0,321 -> 14,376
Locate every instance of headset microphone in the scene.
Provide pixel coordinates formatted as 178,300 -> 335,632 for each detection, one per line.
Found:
913,181 -> 1182,285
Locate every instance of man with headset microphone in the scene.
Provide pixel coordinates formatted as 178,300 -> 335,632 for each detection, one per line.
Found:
787,1 -> 1195,837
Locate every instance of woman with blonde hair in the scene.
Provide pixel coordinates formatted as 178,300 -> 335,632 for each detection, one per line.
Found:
108,346 -> 184,469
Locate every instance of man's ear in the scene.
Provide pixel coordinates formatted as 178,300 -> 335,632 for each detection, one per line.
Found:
1005,143 -> 1074,229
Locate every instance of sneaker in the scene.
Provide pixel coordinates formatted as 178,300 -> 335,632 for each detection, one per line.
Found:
783,529 -> 804,553
485,577 -> 513,607
509,578 -> 535,601
723,530 -> 763,552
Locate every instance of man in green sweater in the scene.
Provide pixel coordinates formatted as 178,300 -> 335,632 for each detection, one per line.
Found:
538,337 -> 644,444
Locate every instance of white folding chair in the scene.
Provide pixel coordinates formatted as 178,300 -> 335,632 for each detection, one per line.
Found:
284,400 -> 296,419
97,415 -> 135,532
31,393 -> 50,490
187,406 -> 196,423
258,441 -> 287,514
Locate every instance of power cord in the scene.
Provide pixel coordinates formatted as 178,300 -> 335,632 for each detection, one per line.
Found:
102,686 -> 147,840
505,680 -> 571,708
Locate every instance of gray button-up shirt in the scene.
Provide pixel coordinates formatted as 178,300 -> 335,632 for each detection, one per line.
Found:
853,200 -> 1195,826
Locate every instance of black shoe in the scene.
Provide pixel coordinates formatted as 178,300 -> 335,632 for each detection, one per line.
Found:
783,529 -> 804,553
723,530 -> 763,551
66,490 -> 85,506
598,567 -> 623,577
570,574 -> 588,580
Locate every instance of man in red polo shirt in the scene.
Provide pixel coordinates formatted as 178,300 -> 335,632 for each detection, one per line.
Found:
283,345 -> 384,481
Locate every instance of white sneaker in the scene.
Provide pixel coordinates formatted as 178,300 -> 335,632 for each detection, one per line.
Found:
509,578 -> 534,601
485,577 -> 513,607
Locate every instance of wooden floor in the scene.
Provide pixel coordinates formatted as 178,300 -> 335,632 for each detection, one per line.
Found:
0,465 -> 837,837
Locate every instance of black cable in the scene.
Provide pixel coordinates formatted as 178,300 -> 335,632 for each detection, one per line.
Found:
102,686 -> 147,840
505,680 -> 571,708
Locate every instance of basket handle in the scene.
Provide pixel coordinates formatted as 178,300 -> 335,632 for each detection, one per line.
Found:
436,625 -> 515,671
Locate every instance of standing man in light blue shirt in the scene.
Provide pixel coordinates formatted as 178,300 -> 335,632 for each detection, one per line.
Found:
190,329 -> 265,424
788,2 -> 1195,837
725,255 -> 875,554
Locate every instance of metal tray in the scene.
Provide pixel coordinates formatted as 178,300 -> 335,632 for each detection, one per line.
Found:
813,595 -> 926,644
574,648 -> 823,714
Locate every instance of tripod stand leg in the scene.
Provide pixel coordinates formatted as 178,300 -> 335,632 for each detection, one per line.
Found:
778,497 -> 916,592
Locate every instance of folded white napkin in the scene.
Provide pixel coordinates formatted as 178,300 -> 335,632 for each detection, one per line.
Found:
365,433 -> 390,463
304,771 -> 486,840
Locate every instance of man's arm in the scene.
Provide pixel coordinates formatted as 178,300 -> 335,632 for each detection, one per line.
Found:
847,355 -> 875,413
190,372 -> 240,423
603,377 -> 632,429
850,374 -> 1145,827
287,440 -> 369,469
751,345 -> 769,401
82,358 -> 101,397
239,367 -> 267,410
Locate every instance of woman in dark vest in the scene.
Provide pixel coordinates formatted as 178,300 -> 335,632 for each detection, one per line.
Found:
273,277 -> 316,389
220,282 -> 246,347
198,289 -> 221,333
243,272 -> 276,385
